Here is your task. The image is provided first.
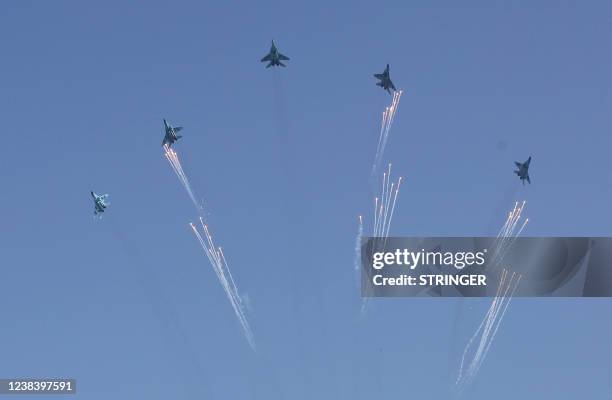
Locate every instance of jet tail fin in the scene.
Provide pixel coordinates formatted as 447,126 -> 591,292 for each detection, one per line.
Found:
278,61 -> 286,67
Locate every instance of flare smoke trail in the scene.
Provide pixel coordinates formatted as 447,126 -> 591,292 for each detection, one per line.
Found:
489,201 -> 529,272
360,164 -> 402,313
373,164 -> 402,251
359,89 -> 403,312
354,215 -> 363,272
163,144 -> 202,213
372,90 -> 403,176
455,270 -> 521,392
162,144 -> 254,349
454,202 -> 528,393
190,218 -> 256,350
470,273 -> 521,380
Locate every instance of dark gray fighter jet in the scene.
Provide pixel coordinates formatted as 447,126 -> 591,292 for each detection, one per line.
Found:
374,64 -> 396,94
91,191 -> 109,217
260,40 -> 289,68
162,119 -> 183,147
514,156 -> 532,185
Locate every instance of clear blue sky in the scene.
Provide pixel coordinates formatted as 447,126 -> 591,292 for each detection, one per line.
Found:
0,1 -> 611,399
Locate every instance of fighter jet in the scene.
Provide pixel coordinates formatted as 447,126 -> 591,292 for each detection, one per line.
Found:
260,40 -> 289,68
91,191 -> 109,217
162,119 -> 183,147
514,156 -> 532,185
374,64 -> 396,94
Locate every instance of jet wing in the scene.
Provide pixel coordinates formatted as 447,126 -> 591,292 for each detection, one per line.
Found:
278,53 -> 289,61
374,73 -> 384,79
389,80 -> 397,91
261,54 -> 273,62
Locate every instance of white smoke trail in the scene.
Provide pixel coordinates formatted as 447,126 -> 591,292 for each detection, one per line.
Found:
163,144 -> 253,349
455,270 -> 507,387
361,89 -> 404,311
371,90 -> 403,176
489,201 -> 528,272
163,144 -> 202,213
467,271 -> 514,373
381,182 -> 394,235
384,177 -> 402,241
361,166 -> 402,314
374,170 -> 387,238
455,202 -> 528,392
455,270 -> 521,391
373,197 -> 379,238
190,219 -> 256,350
381,93 -> 401,161
470,274 -> 521,379
354,215 -> 363,271
373,164 -> 401,251
373,110 -> 387,167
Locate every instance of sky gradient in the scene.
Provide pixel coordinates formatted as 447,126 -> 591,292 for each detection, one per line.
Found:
0,1 -> 611,399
